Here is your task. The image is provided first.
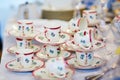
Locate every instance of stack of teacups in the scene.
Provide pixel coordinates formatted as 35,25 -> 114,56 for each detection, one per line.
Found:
6,20 -> 43,71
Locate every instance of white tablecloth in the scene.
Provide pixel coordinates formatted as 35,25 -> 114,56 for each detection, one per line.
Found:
0,18 -> 119,80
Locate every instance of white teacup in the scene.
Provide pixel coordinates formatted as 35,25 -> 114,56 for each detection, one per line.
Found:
76,51 -> 94,66
113,15 -> 120,32
69,18 -> 81,33
83,10 -> 97,25
17,20 -> 34,36
46,57 -> 66,78
44,45 -> 60,58
16,49 -> 34,68
44,26 -> 61,42
16,38 -> 32,49
74,28 -> 94,50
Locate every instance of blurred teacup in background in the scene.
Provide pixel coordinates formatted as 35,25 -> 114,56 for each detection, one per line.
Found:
17,20 -> 34,36
45,57 -> 66,78
83,10 -> 97,26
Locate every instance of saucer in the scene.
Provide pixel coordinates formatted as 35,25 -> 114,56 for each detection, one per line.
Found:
32,67 -> 74,80
35,46 -> 72,60
66,57 -> 106,69
35,32 -> 71,45
8,30 -> 39,39
7,45 -> 40,55
5,59 -> 44,72
65,40 -> 105,51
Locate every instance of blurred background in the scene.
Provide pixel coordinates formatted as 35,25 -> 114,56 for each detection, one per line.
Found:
0,0 -> 120,59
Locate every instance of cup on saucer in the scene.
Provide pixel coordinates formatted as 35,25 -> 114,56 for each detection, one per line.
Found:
83,10 -> 97,26
76,51 -> 94,66
16,49 -> 34,68
44,26 -> 61,42
73,28 -> 94,50
45,57 -> 66,78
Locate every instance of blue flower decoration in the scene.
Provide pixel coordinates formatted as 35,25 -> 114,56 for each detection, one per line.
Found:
58,66 -> 63,71
25,58 -> 29,63
50,49 -> 54,54
88,54 -> 92,59
80,54 -> 84,59
51,32 -> 55,37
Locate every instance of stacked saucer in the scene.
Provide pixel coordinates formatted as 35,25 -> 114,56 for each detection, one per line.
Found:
35,25 -> 72,60
6,20 -> 44,72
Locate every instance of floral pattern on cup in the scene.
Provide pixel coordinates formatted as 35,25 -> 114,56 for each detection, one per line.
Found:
44,26 -> 61,42
83,10 -> 97,25
76,51 -> 94,66
74,28 -> 94,50
16,38 -> 32,49
17,20 -> 34,36
16,49 -> 34,68
44,45 -> 60,58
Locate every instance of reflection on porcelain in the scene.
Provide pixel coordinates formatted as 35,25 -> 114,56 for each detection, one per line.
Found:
74,28 -> 94,50
5,59 -> 44,72
44,26 -> 61,42
16,38 -> 32,49
16,49 -> 34,68
7,45 -> 40,55
17,20 -> 34,36
66,56 -> 106,69
35,32 -> 71,45
46,57 -> 66,78
76,51 -> 94,66
83,10 -> 97,25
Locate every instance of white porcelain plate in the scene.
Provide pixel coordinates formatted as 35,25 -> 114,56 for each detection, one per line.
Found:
7,45 -> 40,55
66,57 -> 106,69
5,59 -> 44,72
35,46 -> 72,60
8,30 -> 39,39
32,67 -> 74,80
35,32 -> 71,45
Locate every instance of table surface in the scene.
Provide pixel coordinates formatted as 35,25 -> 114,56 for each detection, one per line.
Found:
0,18 -> 119,80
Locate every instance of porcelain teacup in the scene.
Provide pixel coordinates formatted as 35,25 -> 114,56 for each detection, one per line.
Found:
17,20 -> 34,36
16,38 -> 32,49
45,57 -> 66,78
113,15 -> 120,32
43,45 -> 60,58
74,28 -> 94,50
83,10 -> 97,25
69,18 -> 81,33
16,49 -> 34,68
44,26 -> 61,42
76,51 -> 94,66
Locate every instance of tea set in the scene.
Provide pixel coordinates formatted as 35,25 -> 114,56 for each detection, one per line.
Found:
6,9 -> 108,80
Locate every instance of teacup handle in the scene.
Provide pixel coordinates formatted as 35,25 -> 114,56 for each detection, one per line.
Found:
44,29 -> 50,41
